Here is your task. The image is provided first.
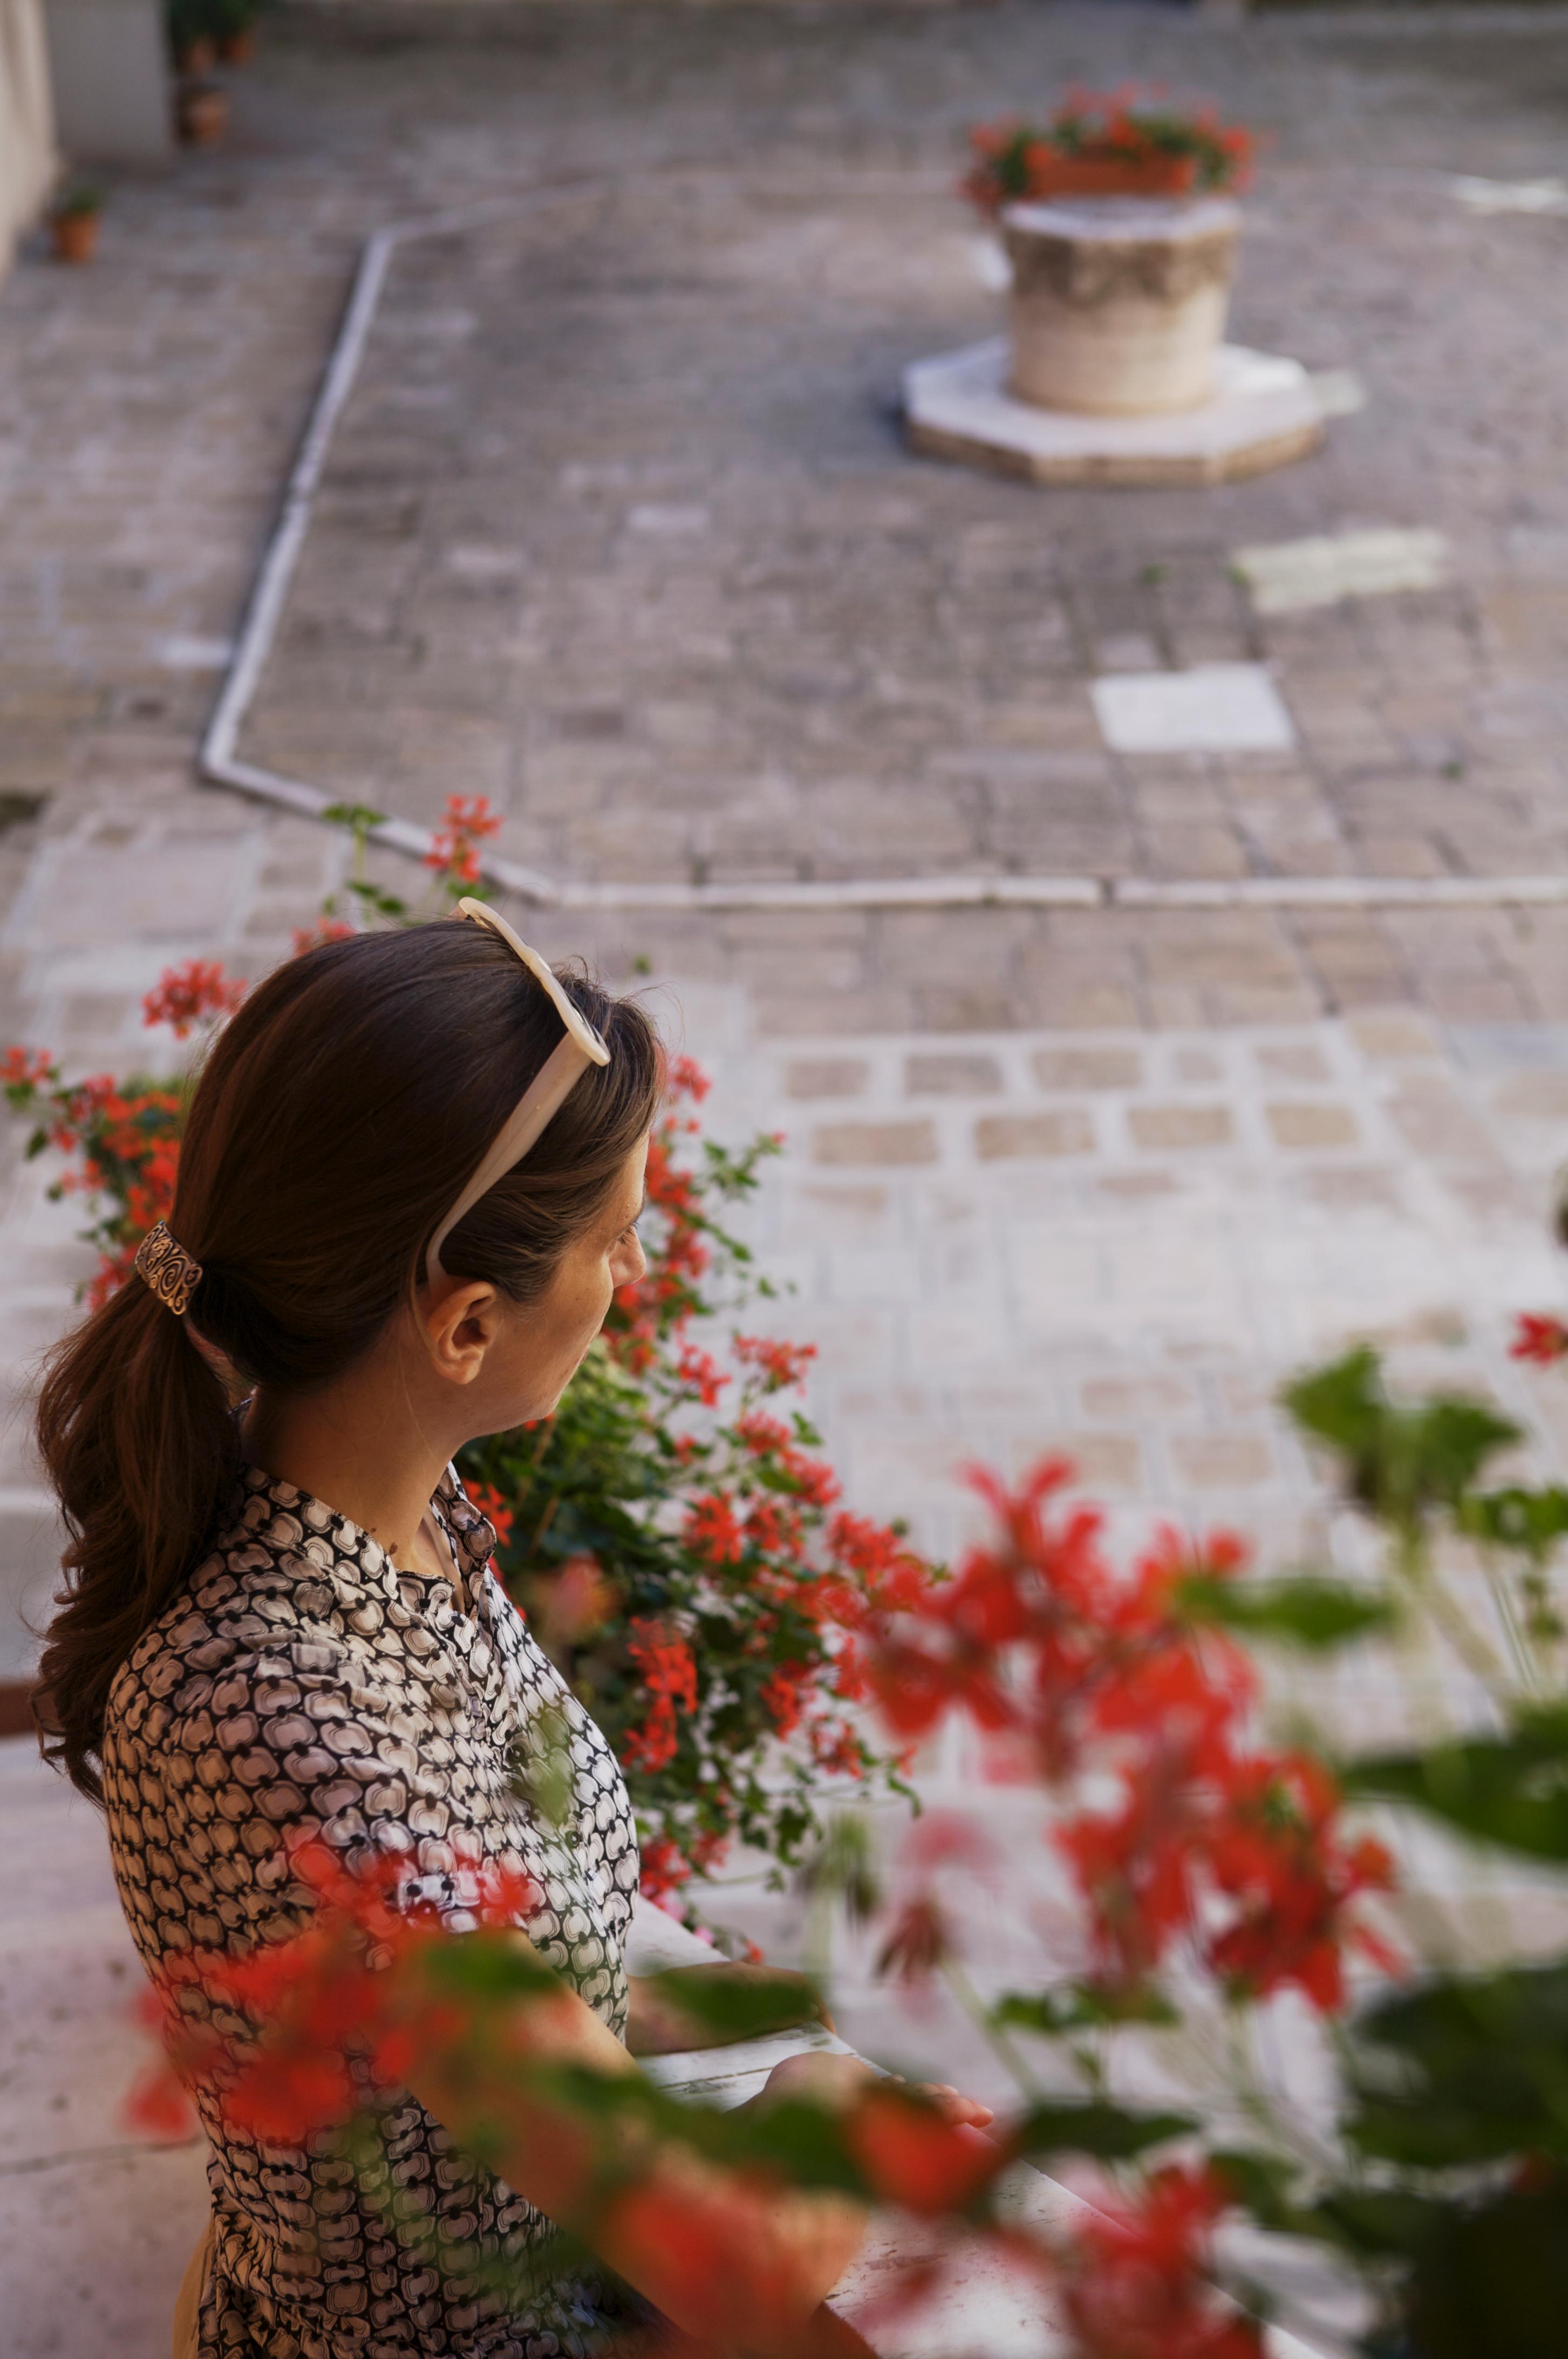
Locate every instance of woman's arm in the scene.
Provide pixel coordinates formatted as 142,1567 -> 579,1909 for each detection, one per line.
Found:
403,1933 -> 868,2350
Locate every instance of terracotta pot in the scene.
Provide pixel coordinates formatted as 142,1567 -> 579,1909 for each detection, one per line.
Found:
173,34 -> 215,73
1003,196 -> 1240,418
176,81 -> 229,148
50,210 -> 100,265
216,26 -> 255,64
1024,154 -> 1199,203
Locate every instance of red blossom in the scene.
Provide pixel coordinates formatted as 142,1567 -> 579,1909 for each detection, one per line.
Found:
684,1494 -> 746,1566
1512,1313 -> 1568,1366
141,959 -> 248,1040
622,1620 -> 698,1775
847,2084 -> 1003,2214
424,794 -> 501,886
1061,2165 -> 1264,2359
733,1334 -> 817,1392
291,918 -> 356,956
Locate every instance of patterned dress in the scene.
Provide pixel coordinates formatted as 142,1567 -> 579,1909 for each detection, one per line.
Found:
101,1462 -> 642,2358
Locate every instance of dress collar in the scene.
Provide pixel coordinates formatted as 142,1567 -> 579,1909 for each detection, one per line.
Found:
232,1461 -> 499,1609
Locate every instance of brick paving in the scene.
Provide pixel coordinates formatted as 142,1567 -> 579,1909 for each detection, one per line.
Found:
4,7 -> 1568,2348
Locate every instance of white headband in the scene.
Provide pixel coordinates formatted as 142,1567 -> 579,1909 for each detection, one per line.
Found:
426,899 -> 611,1281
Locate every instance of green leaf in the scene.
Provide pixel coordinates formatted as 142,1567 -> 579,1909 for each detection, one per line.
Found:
1344,1960 -> 1568,2169
1178,1573 -> 1393,1650
642,1966 -> 828,2044
1346,1707 -> 1568,1863
1282,1347 -> 1521,1533
1208,2148 -> 1301,2232
1014,2098 -> 1195,2161
995,1983 -> 1179,2035
1460,1487 -> 1568,1565
320,801 -> 387,829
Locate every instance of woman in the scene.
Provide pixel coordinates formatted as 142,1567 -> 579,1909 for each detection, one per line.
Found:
33,909 -> 988,2359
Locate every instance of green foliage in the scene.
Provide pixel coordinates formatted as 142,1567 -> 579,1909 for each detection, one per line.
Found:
1177,1572 -> 1394,1651
1343,1960 -> 1568,2171
1345,1708 -> 1568,1865
1014,2098 -> 1196,2162
1283,1347 -> 1521,1544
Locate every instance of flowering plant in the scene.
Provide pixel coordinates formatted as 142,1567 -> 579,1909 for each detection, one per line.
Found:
120,1201 -> 1568,2354
459,1053 -> 911,1907
963,88 -> 1255,217
3,795 -> 907,1911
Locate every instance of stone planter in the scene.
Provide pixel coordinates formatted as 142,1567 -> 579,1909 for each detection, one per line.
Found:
1003,195 -> 1240,418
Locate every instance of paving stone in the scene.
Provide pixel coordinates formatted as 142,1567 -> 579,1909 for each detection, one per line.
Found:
1128,1104 -> 1235,1151
906,1052 -> 1003,1096
1265,1101 -> 1362,1151
810,1120 -> 938,1168
974,1110 -> 1096,1161
1170,1435 -> 1276,1489
782,1056 -> 872,1105
1032,1045 -> 1142,1092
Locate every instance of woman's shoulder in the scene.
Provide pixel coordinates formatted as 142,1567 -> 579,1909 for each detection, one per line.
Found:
105,1470 -> 405,1769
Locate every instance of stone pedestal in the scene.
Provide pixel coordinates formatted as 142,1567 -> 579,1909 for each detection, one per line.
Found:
903,338 -> 1325,488
1004,196 -> 1240,417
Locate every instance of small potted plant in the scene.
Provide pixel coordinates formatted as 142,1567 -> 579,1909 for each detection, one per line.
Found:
213,0 -> 261,65
175,78 -> 229,146
48,181 -> 105,266
166,0 -> 215,74
963,88 -> 1254,214
961,88 -> 1257,419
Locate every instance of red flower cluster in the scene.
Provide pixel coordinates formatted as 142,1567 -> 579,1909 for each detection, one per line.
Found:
860,1462 -> 1396,2012
141,958 -> 248,1040
622,1620 -> 699,1774
1061,2165 -> 1265,2359
133,1842 -> 542,2150
424,793 -> 502,888
1512,1313 -> 1568,1366
963,87 -> 1254,216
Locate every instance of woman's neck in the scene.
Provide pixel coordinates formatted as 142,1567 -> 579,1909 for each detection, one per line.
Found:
242,1361 -> 455,1572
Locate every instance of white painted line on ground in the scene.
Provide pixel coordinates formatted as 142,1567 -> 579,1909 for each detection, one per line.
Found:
1451,174 -> 1568,215
196,185 -> 1568,919
1231,527 -> 1450,615
1091,663 -> 1297,754
158,635 -> 235,671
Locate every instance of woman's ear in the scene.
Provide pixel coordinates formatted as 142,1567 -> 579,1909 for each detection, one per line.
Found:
420,1280 -> 503,1388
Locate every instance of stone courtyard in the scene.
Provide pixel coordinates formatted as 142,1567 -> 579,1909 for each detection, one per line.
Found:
3,4 -> 1568,2349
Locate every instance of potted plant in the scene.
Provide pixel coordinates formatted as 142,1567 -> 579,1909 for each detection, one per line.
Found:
963,89 -> 1257,418
166,0 -> 215,74
213,0 -> 261,66
175,78 -> 229,147
48,181 -> 105,265
963,89 -> 1254,214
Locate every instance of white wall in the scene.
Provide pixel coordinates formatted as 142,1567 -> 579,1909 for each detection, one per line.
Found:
44,0 -> 170,167
0,0 -> 56,281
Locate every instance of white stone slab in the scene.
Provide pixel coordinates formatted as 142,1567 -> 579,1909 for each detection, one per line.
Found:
1232,527 -> 1450,615
156,635 -> 234,671
1306,368 -> 1367,419
1451,174 -> 1568,216
903,338 -> 1325,488
1090,663 -> 1297,754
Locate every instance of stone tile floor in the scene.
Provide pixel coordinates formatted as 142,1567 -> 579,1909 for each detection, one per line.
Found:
4,3 -> 1568,2348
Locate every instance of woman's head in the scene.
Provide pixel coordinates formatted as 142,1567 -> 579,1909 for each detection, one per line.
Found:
34,918 -> 663,1798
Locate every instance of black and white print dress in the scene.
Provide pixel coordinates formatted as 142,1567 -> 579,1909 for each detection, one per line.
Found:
101,1463 -> 642,2359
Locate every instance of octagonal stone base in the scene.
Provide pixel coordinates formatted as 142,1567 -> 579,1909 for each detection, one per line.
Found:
903,337 -> 1326,488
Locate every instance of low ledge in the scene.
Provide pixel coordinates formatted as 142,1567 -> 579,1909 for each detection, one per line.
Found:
903,339 -> 1326,489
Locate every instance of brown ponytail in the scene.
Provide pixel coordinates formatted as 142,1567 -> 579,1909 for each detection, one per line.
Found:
35,920 -> 662,1801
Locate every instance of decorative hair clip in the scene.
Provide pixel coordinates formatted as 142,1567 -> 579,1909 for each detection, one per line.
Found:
426,899 -> 613,1281
134,1219 -> 203,1317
